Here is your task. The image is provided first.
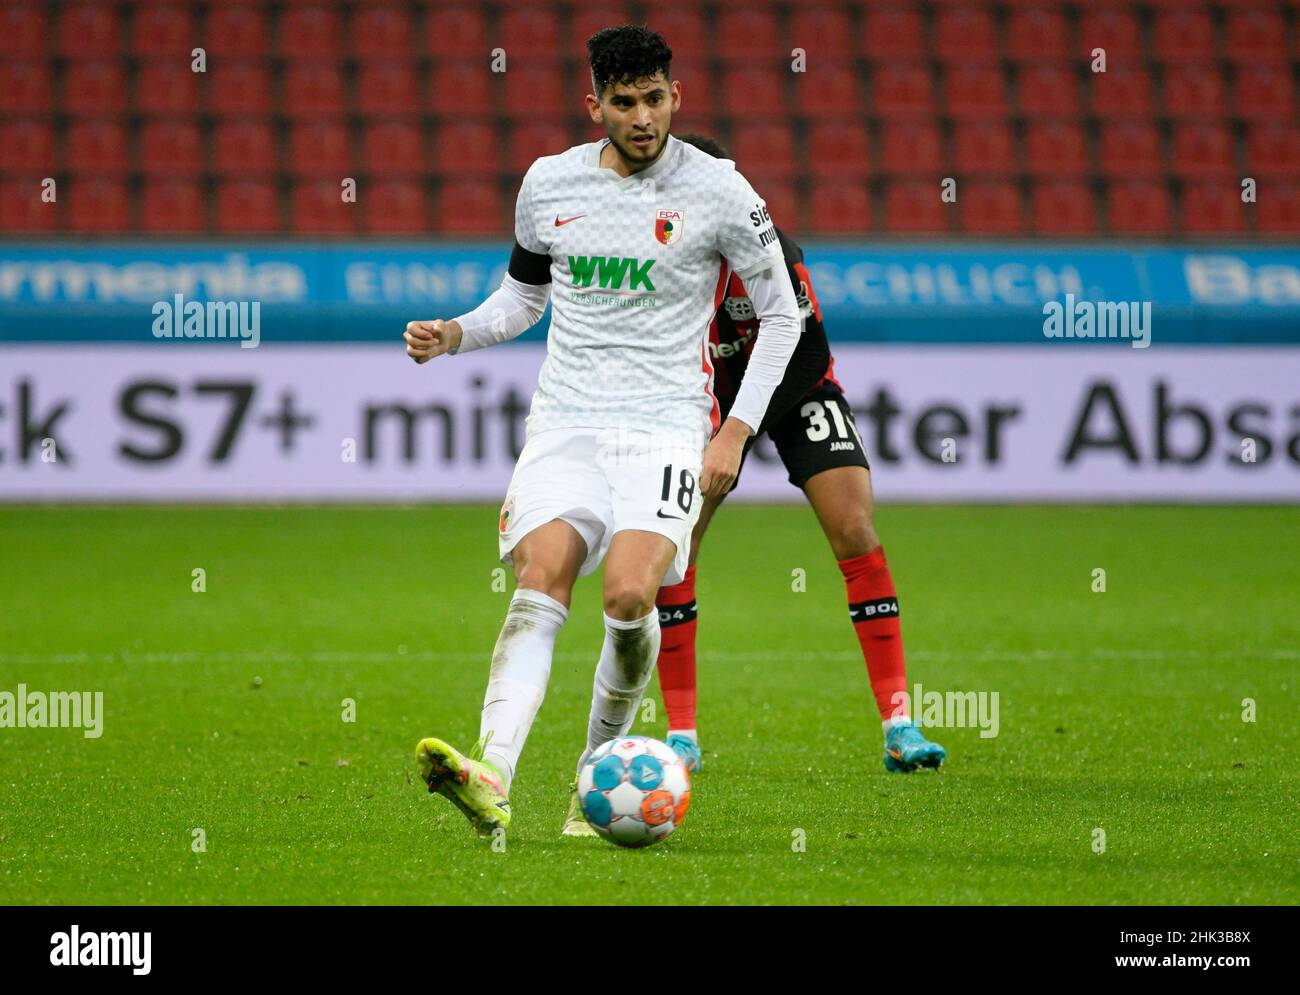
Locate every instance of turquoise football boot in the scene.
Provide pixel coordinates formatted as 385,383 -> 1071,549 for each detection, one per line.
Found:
884,721 -> 946,772
665,733 -> 702,773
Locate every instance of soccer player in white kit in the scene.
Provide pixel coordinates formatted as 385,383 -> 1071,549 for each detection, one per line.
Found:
404,26 -> 801,838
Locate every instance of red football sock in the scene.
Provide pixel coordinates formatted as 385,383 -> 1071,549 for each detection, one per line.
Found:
655,565 -> 698,732
839,549 -> 908,721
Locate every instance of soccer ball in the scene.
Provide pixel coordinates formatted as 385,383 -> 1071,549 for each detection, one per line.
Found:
578,736 -> 692,848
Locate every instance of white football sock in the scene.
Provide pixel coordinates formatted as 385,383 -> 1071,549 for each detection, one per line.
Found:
479,587 -> 568,788
585,610 -> 661,755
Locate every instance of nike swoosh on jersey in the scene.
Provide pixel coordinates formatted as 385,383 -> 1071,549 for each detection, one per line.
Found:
656,509 -> 685,521
554,214 -> 588,227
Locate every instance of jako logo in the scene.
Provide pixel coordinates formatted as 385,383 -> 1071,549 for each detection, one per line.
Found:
50,926 -> 151,976
1042,294 -> 1152,349
567,255 -> 655,292
151,294 -> 261,349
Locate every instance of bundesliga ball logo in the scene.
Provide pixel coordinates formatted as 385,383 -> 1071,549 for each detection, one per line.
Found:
578,736 -> 692,847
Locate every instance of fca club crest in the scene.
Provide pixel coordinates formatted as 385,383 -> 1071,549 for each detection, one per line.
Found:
655,209 -> 684,246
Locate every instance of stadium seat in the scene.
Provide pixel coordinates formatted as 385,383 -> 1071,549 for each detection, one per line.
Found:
498,9 -> 563,58
1031,180 -> 1098,236
862,8 -> 925,60
206,7 -> 270,58
944,64 -> 1008,121
1006,8 -> 1069,61
1224,9 -> 1289,63
141,180 -> 206,232
800,7 -> 857,61
569,6 -> 636,60
216,179 -> 282,233
351,5 -> 413,60
430,63 -> 495,118
0,120 -> 55,174
872,63 -> 935,120
1015,65 -> 1081,118
287,121 -> 353,177
139,121 -> 204,177
1098,122 -> 1164,179
362,122 -> 427,178
1024,122 -> 1089,179
717,9 -> 782,63
935,8 -> 998,63
794,62 -> 862,120
808,182 -> 871,234
424,5 -> 488,58
64,120 -> 129,176
959,180 -> 1025,235
290,178 -> 358,235
510,122 -> 574,173
808,123 -> 870,180
756,180 -> 797,234
136,63 -> 202,117
213,121 -> 279,177
434,180 -> 504,234
356,65 -> 422,118
1090,66 -> 1154,119
63,62 -> 128,117
57,3 -> 119,57
282,64 -> 347,119
0,61 -> 52,115
1077,9 -> 1143,60
432,122 -> 501,178
1106,181 -> 1172,234
1180,180 -> 1246,234
0,178 -> 59,232
1152,10 -> 1218,63
1161,64 -> 1228,120
279,6 -> 343,59
503,63 -> 571,120
952,123 -> 1018,178
879,122 -> 942,175
68,178 -> 132,232
732,124 -> 797,182
884,179 -> 949,234
1169,123 -> 1236,179
721,65 -> 788,119
1234,65 -> 1295,120
1256,182 -> 1300,235
644,6 -> 706,59
0,4 -> 48,58
1244,124 -> 1300,179
209,64 -> 273,117
131,6 -> 195,58
664,60 -> 712,107
363,180 -> 428,234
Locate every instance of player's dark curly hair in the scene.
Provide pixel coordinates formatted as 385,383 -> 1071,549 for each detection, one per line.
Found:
587,25 -> 673,97
675,133 -> 731,161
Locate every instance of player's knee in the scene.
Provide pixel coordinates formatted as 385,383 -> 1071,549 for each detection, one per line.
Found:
513,560 -> 573,604
603,581 -> 656,622
828,517 -> 881,561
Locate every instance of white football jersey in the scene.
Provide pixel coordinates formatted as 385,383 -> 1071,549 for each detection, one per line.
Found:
514,134 -> 785,445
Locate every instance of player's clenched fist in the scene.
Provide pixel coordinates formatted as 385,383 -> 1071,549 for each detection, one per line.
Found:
699,417 -> 752,498
404,319 -> 463,364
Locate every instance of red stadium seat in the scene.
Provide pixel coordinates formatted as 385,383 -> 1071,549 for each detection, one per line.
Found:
1152,10 -> 1218,63
206,7 -> 270,58
756,180 -> 798,234
808,123 -> 870,180
363,180 -> 428,234
1031,180 -> 1098,236
139,122 -> 204,177
872,63 -> 934,120
935,8 -> 998,63
1006,8 -> 1070,61
290,178 -> 358,234
66,120 -> 130,175
1106,181 -> 1172,235
569,6 -> 635,60
510,122 -> 574,173
279,6 -> 342,59
131,6 -> 195,58
663,60 -> 712,106
434,180 -> 504,234
0,121 -> 55,173
287,121 -> 353,177
1180,180 -> 1246,234
432,121 -> 500,178
213,121 -> 278,176
209,64 -> 273,117
0,4 -> 49,58
646,6 -> 707,60
717,9 -> 782,63
361,122 -> 427,178
945,64 -> 1008,121
498,9 -> 562,59
141,180 -> 206,233
732,124 -> 796,182
424,5 -> 488,58
800,7 -> 857,61
1234,65 -> 1295,121
952,123 -> 1018,178
0,178 -> 58,232
351,5 -> 413,60
721,65 -> 787,119
884,179 -> 949,234
356,65 -> 421,118
503,63 -> 570,120
216,179 -> 281,233
808,182 -> 871,234
1244,124 -> 1300,179
959,180 -> 1024,235
57,3 -> 119,57
1016,64 -> 1081,118
283,64 -> 346,119
63,62 -> 127,117
879,122 -> 942,175
136,63 -> 201,117
1098,122 -> 1163,179
1077,9 -> 1143,60
1256,183 -> 1300,235
68,178 -> 131,232
1161,64 -> 1228,120
862,8 -> 925,60
1024,122 -> 1089,179
430,63 -> 495,118
1090,66 -> 1154,119
1170,123 -> 1236,179
794,62 -> 862,120
1224,10 -> 1289,63
0,61 -> 51,114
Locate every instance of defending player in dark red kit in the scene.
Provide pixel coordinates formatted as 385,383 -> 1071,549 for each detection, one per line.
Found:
656,134 -> 947,775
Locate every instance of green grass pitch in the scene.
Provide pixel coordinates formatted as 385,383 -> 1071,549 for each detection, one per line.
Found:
1,504 -> 1296,905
